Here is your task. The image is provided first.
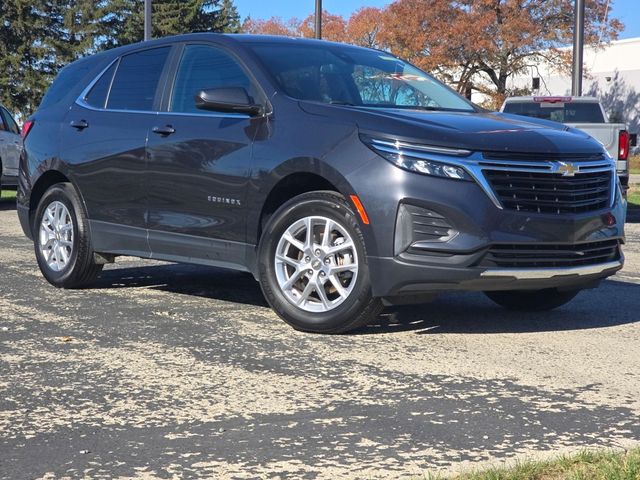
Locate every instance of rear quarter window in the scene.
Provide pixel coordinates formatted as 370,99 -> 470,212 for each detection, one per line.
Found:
39,60 -> 97,111
503,102 -> 605,123
84,62 -> 118,109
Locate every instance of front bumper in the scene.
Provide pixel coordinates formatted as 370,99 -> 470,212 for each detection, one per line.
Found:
348,153 -> 626,297
368,255 -> 623,296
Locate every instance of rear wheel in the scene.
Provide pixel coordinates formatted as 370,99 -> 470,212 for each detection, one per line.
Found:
485,288 -> 580,311
258,191 -> 382,333
34,183 -> 102,288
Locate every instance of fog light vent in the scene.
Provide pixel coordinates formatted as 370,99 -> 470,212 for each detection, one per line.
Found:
395,204 -> 454,255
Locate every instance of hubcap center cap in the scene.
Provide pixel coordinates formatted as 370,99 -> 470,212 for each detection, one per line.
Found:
311,259 -> 322,270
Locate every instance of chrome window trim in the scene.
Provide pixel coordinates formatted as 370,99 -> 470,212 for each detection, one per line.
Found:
366,137 -> 617,210
75,57 -> 251,120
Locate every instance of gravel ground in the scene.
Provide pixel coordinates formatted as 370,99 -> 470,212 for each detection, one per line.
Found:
1,199 -> 639,479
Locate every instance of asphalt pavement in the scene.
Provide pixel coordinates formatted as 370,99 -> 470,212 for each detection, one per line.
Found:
1,198 -> 639,479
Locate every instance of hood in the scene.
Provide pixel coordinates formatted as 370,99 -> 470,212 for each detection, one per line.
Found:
298,102 -> 606,156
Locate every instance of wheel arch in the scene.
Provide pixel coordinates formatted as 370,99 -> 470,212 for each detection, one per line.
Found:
28,170 -> 87,235
253,165 -> 358,246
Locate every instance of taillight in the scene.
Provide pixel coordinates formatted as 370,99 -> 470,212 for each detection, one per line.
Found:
21,120 -> 34,139
618,130 -> 630,160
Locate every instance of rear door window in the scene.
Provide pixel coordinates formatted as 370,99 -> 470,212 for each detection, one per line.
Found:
170,44 -> 254,114
107,47 -> 171,111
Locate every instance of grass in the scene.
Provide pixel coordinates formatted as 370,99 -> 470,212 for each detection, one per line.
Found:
630,155 -> 640,175
628,187 -> 640,209
425,448 -> 640,480
0,189 -> 17,200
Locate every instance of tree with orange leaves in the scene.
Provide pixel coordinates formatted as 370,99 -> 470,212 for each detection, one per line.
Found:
346,7 -> 383,49
242,16 -> 300,37
379,0 -> 622,105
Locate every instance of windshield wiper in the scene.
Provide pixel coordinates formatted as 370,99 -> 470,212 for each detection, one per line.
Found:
329,100 -> 358,106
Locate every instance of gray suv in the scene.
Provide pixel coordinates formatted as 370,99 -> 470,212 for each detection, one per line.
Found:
18,34 -> 626,333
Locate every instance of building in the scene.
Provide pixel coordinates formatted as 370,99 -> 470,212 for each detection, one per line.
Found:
499,37 -> 640,133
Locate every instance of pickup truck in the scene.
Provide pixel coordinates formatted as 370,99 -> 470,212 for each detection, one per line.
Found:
501,96 -> 636,191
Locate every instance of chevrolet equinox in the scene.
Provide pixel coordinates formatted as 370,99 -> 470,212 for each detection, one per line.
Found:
18,34 -> 626,333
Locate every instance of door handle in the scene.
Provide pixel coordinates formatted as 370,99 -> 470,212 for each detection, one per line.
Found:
70,119 -> 89,130
152,125 -> 176,136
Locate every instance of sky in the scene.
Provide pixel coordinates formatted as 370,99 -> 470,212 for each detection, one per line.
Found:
233,0 -> 640,40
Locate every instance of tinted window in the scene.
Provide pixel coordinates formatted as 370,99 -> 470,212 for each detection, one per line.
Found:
503,102 -> 605,123
171,45 -> 253,113
108,47 -> 170,111
1,108 -> 20,135
249,43 -> 474,112
85,62 -> 117,109
0,112 -> 5,131
39,60 -> 96,110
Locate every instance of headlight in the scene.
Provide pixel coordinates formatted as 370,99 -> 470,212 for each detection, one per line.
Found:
360,134 -> 473,181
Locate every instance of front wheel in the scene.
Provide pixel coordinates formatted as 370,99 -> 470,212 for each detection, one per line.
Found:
485,288 -> 580,311
258,191 -> 382,333
34,183 -> 102,288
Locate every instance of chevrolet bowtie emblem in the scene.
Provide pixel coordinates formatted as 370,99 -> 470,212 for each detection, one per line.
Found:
556,162 -> 579,177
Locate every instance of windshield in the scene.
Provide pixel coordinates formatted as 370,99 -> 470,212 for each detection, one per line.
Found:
503,101 -> 605,123
248,43 -> 475,112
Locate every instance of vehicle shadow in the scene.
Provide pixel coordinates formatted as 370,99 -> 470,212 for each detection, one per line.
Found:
94,262 -> 640,335
94,263 -> 270,308
359,278 -> 640,334
0,197 -> 17,211
626,208 -> 640,223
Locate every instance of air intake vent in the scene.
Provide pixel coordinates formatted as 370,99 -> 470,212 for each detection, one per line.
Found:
479,239 -> 620,268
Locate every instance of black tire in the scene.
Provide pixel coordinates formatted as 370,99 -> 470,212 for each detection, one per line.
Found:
485,288 -> 581,311
258,191 -> 382,333
33,182 -> 102,288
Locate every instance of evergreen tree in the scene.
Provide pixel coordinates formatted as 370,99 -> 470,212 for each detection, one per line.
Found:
216,0 -> 242,33
99,0 -> 242,47
0,1 -> 58,115
0,0 -> 242,116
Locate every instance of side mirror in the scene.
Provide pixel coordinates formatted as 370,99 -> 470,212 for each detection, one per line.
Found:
194,87 -> 264,116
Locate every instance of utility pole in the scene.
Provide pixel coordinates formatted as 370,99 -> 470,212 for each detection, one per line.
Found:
144,0 -> 152,41
315,0 -> 322,39
571,0 -> 585,96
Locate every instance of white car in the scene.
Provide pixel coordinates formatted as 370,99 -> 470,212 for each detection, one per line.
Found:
0,104 -> 22,195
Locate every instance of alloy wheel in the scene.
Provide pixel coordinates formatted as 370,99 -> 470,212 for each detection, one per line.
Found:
274,215 -> 359,312
39,201 -> 74,272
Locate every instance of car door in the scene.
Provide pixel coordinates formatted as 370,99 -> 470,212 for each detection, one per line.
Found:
61,46 -> 172,256
0,107 -> 21,178
145,43 -> 262,268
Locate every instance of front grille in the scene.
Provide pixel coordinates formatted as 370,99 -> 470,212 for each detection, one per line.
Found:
479,239 -> 620,268
484,170 -> 612,214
